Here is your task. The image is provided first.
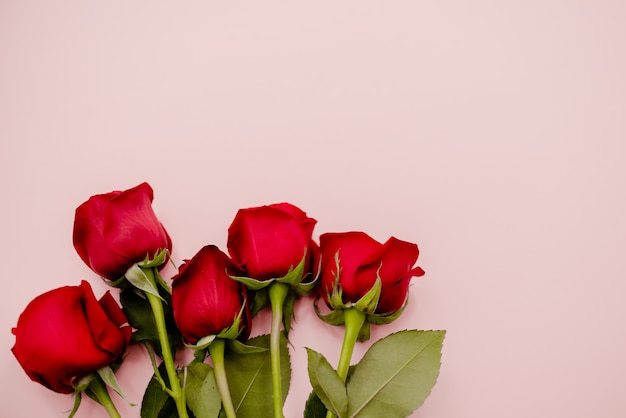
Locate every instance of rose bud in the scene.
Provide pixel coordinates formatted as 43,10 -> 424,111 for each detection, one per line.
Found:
227,202 -> 317,281
172,245 -> 249,344
11,281 -> 132,394
319,232 -> 425,315
73,182 -> 172,281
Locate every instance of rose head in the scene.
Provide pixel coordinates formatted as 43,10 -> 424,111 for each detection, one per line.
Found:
11,281 -> 132,394
227,203 -> 317,281
172,245 -> 250,344
73,182 -> 172,281
319,232 -> 425,314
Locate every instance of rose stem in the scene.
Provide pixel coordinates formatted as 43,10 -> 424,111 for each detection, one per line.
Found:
268,282 -> 290,418
208,338 -> 237,418
88,375 -> 122,418
144,267 -> 189,418
326,307 -> 366,418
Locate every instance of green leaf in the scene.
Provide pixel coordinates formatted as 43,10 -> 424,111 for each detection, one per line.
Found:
185,362 -> 222,418
141,363 -> 174,418
224,334 -> 291,418
306,348 -> 348,418
346,330 -> 445,418
282,291 -> 297,334
303,390 -> 328,418
227,339 -> 269,355
356,322 -> 370,342
249,288 -> 270,317
121,288 -> 157,343
305,365 -> 358,418
120,287 -> 181,360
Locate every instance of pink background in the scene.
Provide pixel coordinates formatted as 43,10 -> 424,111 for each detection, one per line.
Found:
2,1 -> 626,417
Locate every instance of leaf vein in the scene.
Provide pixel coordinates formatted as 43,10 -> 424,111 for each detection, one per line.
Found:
349,333 -> 440,418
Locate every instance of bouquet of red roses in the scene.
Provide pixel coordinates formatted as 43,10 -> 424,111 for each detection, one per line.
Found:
11,182 -> 444,418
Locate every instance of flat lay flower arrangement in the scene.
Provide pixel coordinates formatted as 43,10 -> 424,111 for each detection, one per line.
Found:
11,182 -> 445,418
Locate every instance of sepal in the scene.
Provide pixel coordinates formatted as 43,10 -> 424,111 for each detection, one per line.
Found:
366,298 -> 408,325
230,250 -> 311,293
313,296 -> 345,326
125,264 -> 163,300
352,277 -> 381,315
184,303 -> 247,350
294,256 -> 321,296
68,392 -> 82,418
316,276 -> 382,329
229,274 -> 275,291
74,373 -> 96,393
217,303 -> 247,340
185,334 -> 217,351
107,249 -> 170,292
137,249 -> 169,269
97,366 -> 134,406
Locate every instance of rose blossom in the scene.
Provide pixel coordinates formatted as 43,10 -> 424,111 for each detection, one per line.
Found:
73,182 -> 172,281
172,245 -> 249,344
12,281 -> 132,394
319,232 -> 425,314
227,203 -> 318,281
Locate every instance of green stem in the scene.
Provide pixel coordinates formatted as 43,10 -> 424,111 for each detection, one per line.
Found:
144,267 -> 188,418
268,282 -> 289,418
88,376 -> 122,418
326,308 -> 366,418
209,339 -> 237,418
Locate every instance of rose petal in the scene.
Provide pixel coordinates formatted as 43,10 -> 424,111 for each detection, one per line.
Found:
172,246 -> 245,343
228,206 -> 308,279
270,202 -> 317,238
12,283 -> 125,393
376,237 -> 420,286
73,191 -> 131,279
103,182 -> 171,264
319,232 -> 382,302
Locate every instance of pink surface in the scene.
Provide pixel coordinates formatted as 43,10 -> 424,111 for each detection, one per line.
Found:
2,1 -> 626,417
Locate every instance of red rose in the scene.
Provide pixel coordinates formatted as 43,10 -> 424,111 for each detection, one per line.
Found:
73,182 -> 172,280
227,203 -> 317,280
11,281 -> 132,394
172,245 -> 249,344
319,232 -> 425,314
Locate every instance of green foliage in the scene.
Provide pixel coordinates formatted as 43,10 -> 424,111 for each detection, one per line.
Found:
141,363 -> 176,418
306,348 -> 348,417
185,362 -> 221,418
223,334 -> 291,418
346,330 -> 445,418
125,264 -> 163,300
282,291 -> 297,334
304,364 -> 358,418
120,286 -> 181,359
307,330 -> 445,418
303,391 -> 327,418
